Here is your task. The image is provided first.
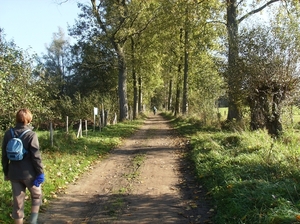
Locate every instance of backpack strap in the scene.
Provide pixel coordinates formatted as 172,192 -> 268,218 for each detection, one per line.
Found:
10,128 -> 30,139
19,129 -> 31,139
10,128 -> 15,138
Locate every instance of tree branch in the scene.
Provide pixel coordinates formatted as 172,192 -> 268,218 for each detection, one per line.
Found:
238,0 -> 280,24
91,0 -> 107,34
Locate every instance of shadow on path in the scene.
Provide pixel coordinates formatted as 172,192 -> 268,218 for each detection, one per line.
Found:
39,115 -> 214,224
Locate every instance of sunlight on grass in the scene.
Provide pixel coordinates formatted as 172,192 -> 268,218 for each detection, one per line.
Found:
168,113 -> 300,224
0,119 -> 144,223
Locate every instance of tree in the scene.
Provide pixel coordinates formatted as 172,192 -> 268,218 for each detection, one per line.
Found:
89,0 -> 158,121
0,29 -> 51,128
42,27 -> 71,97
226,0 -> 282,122
67,37 -> 118,98
238,23 -> 300,137
155,0 -> 223,119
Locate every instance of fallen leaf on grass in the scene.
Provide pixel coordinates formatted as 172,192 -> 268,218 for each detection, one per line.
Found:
189,202 -> 197,208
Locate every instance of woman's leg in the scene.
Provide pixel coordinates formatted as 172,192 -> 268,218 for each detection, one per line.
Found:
14,219 -> 23,224
25,179 -> 42,224
11,181 -> 26,223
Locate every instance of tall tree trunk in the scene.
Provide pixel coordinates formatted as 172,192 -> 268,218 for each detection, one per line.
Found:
138,76 -> 143,112
91,0 -> 128,121
168,79 -> 173,111
175,61 -> 182,116
182,29 -> 189,114
175,28 -> 183,116
175,81 -> 181,116
115,43 -> 128,121
226,0 -> 242,121
182,5 -> 189,115
131,37 -> 138,119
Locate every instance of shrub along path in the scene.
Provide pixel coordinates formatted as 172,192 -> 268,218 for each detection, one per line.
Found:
39,114 -> 213,223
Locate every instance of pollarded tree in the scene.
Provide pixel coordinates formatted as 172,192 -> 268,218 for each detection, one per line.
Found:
238,23 -> 300,137
226,0 -> 285,122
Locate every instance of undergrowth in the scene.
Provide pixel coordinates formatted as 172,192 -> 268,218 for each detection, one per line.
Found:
165,112 -> 300,224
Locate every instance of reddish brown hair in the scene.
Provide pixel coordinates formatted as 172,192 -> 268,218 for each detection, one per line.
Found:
16,108 -> 32,124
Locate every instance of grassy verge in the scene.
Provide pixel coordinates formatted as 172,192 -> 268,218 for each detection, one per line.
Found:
0,118 -> 144,223
165,113 -> 300,224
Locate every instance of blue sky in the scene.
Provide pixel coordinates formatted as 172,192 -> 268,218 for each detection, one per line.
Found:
0,0 -> 84,55
0,0 -> 275,56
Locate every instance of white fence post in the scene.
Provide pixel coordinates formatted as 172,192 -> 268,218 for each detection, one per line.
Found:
77,119 -> 82,138
85,120 -> 87,136
66,116 -> 69,133
113,113 -> 117,125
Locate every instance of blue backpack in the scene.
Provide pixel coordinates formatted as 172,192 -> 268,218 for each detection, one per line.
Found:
6,128 -> 30,161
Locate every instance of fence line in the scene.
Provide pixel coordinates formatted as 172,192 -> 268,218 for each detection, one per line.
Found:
47,107 -> 132,146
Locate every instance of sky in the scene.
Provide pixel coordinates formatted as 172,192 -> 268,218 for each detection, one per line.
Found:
0,0 -> 275,56
0,0 -> 85,55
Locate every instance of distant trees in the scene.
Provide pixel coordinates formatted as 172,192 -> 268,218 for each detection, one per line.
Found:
89,0 -> 160,121
42,28 -> 70,97
148,0 -> 224,121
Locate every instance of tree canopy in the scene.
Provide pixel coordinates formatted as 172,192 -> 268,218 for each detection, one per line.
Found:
1,0 -> 300,134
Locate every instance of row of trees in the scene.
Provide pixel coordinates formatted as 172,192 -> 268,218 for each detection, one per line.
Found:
1,0 -> 300,136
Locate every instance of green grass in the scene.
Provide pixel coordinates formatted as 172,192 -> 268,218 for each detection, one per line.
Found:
0,119 -> 144,223
166,112 -> 300,224
3,109 -> 300,223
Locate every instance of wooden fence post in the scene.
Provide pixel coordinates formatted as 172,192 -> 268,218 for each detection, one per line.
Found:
101,103 -> 105,127
99,115 -> 101,132
93,114 -> 96,132
50,122 -> 53,147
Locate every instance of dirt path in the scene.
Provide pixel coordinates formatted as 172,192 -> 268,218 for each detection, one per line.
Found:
39,115 -> 213,224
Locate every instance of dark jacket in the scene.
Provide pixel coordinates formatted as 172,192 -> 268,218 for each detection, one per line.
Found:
1,123 -> 44,180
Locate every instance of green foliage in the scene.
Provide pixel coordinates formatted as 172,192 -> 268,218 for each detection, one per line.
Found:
170,114 -> 300,224
0,33 -> 52,129
0,119 -> 143,223
153,0 -> 224,114
49,91 -> 119,128
67,38 -> 118,98
237,23 -> 300,135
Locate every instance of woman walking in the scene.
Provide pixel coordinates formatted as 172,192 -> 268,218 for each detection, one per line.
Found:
1,108 -> 45,224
